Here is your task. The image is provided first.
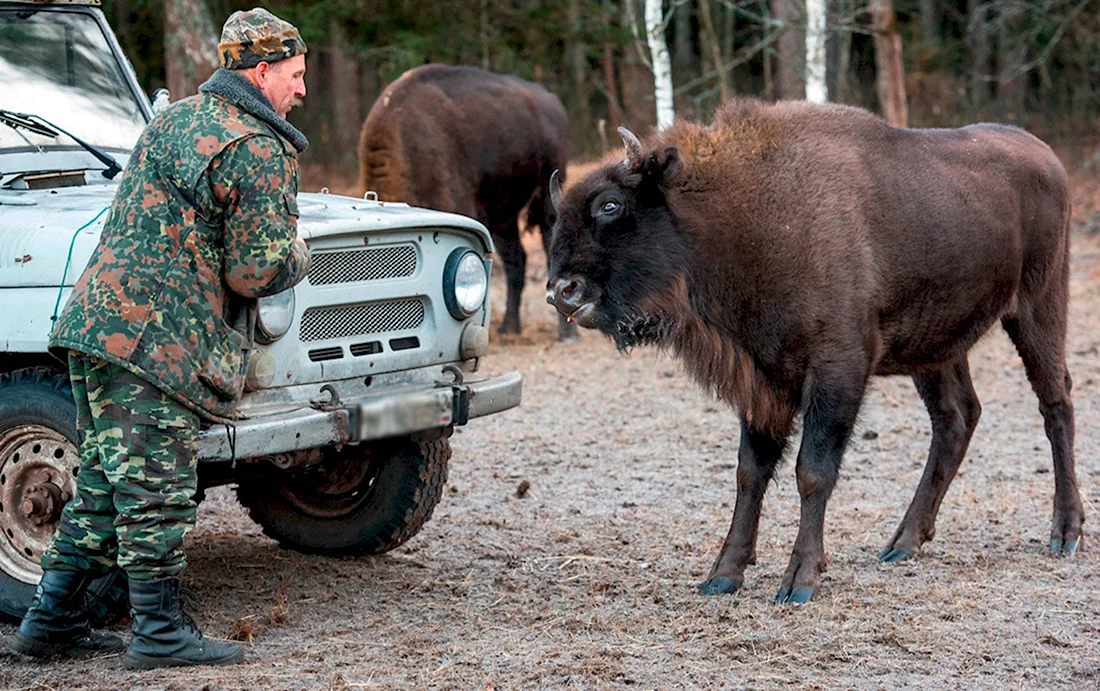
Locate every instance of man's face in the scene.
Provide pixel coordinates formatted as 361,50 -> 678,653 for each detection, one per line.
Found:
255,54 -> 306,118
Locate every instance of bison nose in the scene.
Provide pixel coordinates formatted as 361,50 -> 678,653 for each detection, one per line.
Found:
546,276 -> 586,311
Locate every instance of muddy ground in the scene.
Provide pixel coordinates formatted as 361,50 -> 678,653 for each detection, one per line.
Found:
2,170 -> 1099,690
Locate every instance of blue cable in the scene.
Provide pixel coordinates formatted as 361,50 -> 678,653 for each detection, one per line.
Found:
50,206 -> 108,322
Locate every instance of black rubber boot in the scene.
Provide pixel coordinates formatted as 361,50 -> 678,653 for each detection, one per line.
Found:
10,570 -> 124,659
124,577 -> 244,669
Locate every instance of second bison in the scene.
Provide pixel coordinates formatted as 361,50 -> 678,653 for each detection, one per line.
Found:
546,99 -> 1083,603
358,64 -> 576,339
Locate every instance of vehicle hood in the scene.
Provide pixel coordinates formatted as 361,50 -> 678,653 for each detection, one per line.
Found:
0,185 -> 493,288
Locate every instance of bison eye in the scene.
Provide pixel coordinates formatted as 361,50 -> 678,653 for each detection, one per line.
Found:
600,201 -> 619,216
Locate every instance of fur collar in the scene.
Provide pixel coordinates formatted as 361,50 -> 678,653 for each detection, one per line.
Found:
198,69 -> 309,153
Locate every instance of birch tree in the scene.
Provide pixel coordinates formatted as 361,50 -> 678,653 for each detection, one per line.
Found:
644,0 -> 675,130
805,0 -> 827,103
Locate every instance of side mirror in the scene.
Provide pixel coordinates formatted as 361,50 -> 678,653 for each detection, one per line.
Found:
151,88 -> 171,115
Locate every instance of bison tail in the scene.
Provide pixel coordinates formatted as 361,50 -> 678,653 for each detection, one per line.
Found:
357,118 -> 407,201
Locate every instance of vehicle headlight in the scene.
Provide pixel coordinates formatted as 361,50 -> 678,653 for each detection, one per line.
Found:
256,289 -> 296,343
444,249 -> 488,319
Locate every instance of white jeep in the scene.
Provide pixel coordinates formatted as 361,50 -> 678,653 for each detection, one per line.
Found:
0,0 -> 522,621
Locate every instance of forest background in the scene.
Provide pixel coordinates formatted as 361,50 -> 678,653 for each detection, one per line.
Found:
103,0 -> 1100,185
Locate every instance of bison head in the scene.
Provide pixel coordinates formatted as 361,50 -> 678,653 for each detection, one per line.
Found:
546,128 -> 691,350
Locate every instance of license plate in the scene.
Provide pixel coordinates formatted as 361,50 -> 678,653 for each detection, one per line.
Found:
355,389 -> 453,440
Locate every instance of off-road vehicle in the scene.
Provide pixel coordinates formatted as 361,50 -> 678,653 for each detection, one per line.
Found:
0,0 -> 522,620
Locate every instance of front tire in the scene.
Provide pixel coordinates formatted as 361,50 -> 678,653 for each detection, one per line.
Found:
235,436 -> 451,556
0,368 -> 126,624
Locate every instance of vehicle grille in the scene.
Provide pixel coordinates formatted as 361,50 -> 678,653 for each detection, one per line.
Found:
299,299 -> 425,342
308,245 -> 417,286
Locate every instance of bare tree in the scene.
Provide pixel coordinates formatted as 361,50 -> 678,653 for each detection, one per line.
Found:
872,0 -> 908,126
805,0 -> 827,103
644,0 -> 676,129
698,0 -> 732,101
164,0 -> 219,99
601,1 -> 624,131
569,0 -> 592,138
920,0 -> 940,47
770,0 -> 804,99
673,0 -> 694,82
968,0 -> 992,109
997,1 -> 1028,120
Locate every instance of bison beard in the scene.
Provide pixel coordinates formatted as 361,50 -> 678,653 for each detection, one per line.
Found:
357,64 -> 576,340
546,99 -> 1084,604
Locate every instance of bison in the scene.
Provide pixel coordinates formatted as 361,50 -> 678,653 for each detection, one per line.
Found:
545,99 -> 1083,603
358,63 -> 576,339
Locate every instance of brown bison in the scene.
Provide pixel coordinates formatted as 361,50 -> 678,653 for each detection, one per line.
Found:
546,99 -> 1083,603
358,63 -> 576,339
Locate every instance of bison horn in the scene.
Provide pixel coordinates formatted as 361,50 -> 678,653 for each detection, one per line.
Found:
618,126 -> 644,169
549,169 -> 563,215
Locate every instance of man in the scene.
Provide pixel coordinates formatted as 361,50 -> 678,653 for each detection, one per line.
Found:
10,8 -> 312,669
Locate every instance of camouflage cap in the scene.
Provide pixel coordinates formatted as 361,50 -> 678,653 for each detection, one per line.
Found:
218,8 -> 307,70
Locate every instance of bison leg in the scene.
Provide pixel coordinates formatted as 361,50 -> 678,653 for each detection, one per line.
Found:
494,222 -> 526,335
880,360 -> 981,562
1003,306 -> 1084,556
776,377 -> 865,604
698,417 -> 790,596
539,222 -> 578,341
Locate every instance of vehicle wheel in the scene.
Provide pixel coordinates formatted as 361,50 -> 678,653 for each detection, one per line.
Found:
236,436 -> 451,556
0,368 -> 127,624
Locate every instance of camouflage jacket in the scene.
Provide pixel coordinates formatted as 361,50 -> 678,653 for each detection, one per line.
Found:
50,70 -> 311,424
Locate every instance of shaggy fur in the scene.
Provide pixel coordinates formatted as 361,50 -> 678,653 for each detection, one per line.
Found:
547,98 -> 1082,603
357,64 -> 573,338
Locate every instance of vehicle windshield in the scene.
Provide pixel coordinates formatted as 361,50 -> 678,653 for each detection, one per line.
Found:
0,8 -> 146,154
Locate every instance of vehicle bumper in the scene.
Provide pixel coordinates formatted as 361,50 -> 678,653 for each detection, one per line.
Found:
197,371 -> 522,462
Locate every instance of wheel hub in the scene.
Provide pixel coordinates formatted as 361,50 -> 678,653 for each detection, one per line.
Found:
0,426 -> 79,584
21,471 -> 69,527
278,445 -> 382,518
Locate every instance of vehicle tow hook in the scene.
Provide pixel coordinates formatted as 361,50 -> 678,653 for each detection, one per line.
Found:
437,364 -> 464,387
311,384 -> 342,411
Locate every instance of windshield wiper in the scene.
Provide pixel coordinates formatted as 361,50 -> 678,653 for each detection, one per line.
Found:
0,109 -> 122,179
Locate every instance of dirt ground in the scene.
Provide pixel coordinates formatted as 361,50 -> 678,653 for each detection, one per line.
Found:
2,171 -> 1099,690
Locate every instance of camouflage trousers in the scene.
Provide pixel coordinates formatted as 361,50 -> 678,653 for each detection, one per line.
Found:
41,353 -> 200,581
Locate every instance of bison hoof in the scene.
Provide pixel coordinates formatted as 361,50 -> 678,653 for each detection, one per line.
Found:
697,576 -> 742,596
877,546 -> 916,563
1050,537 -> 1080,557
498,322 -> 521,335
774,586 -> 815,605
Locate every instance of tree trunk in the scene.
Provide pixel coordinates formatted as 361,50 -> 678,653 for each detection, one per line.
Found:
770,0 -> 804,100
996,3 -> 1027,122
762,0 -> 774,100
569,0 -> 592,143
673,0 -> 693,83
834,10 -> 853,104
479,0 -> 491,70
967,0 -> 991,109
602,2 -> 624,130
920,0 -> 940,47
164,0 -> 219,99
872,0 -> 908,126
328,26 -> 363,171
698,0 -> 731,102
805,0 -> 827,103
722,1 -> 736,91
644,0 -> 675,130
621,0 -> 657,131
